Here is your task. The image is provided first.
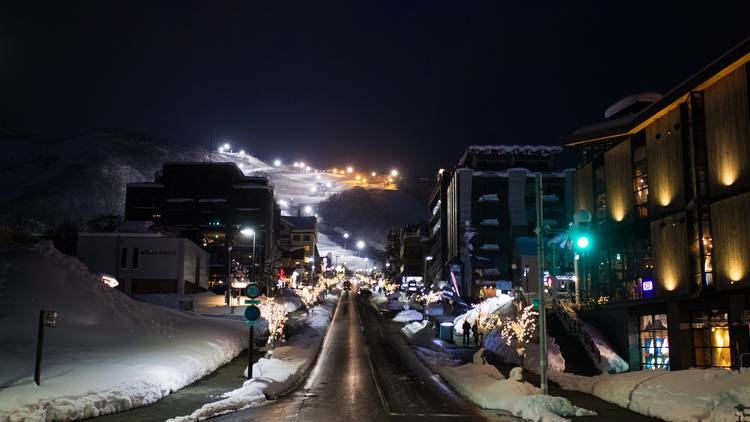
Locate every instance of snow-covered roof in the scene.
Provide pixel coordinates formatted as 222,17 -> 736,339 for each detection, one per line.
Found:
127,183 -> 164,188
233,183 -> 272,190
466,145 -> 563,155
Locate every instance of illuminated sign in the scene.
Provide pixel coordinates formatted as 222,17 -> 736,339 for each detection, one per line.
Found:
642,279 -> 654,292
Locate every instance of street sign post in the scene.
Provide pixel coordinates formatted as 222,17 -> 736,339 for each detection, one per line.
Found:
35,309 -> 58,386
244,283 -> 261,379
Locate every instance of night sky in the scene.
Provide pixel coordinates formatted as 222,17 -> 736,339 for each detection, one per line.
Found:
1,2 -> 748,176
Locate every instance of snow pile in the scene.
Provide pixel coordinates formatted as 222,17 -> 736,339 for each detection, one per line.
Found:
413,347 -> 463,372
0,242 -> 247,421
438,364 -> 595,422
581,320 -> 628,373
371,291 -> 388,306
452,295 -> 513,335
484,331 -> 566,374
393,309 -> 423,322
401,320 -> 430,341
553,368 -> 750,422
168,297 -> 337,421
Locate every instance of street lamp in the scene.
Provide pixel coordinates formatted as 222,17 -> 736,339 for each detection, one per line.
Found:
343,232 -> 349,249
273,159 -> 282,167
424,256 -> 433,289
304,205 -> 313,214
390,169 -> 399,177
346,166 -> 353,174
356,240 -> 365,250
240,228 -> 257,279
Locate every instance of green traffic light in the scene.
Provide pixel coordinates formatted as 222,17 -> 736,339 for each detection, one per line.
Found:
576,236 -> 590,249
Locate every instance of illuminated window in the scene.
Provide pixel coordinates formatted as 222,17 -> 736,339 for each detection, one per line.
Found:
633,140 -> 649,218
639,314 -> 670,369
692,310 -> 731,368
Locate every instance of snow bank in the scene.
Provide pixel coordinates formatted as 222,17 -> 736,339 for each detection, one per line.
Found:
393,309 -> 423,322
0,242 -> 248,421
580,320 -> 629,374
553,368 -> 750,422
484,331 -> 566,374
413,347 -> 462,372
401,320 -> 430,341
438,364 -> 595,422
453,295 -> 513,335
168,298 -> 337,421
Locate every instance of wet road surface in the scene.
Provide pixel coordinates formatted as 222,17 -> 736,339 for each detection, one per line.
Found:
216,290 -> 515,422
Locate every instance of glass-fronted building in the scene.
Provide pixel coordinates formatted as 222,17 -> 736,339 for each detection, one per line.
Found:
567,39 -> 750,370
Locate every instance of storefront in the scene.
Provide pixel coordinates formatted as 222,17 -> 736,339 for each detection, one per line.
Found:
638,313 -> 670,369
691,309 -> 731,368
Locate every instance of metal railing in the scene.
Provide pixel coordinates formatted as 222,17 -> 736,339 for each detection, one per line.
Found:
552,298 -> 602,365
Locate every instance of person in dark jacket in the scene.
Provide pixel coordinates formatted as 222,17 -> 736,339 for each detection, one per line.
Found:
462,320 -> 471,347
472,321 -> 480,348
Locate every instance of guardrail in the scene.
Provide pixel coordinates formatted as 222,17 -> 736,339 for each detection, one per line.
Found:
552,298 -> 602,365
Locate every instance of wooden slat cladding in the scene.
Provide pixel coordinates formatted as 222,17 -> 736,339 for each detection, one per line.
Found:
711,191 -> 750,289
650,213 -> 690,295
604,139 -> 633,223
573,163 -> 593,214
646,107 -> 685,216
704,64 -> 750,195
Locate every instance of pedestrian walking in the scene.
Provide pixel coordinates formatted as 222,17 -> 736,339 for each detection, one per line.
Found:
472,321 -> 480,348
462,320 -> 471,347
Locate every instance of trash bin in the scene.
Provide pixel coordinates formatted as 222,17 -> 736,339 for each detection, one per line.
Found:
439,322 -> 454,342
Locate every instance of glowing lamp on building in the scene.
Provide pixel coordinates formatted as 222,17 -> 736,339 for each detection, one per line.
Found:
576,236 -> 589,249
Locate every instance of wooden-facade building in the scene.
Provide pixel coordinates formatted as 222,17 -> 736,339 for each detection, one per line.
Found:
566,38 -> 750,371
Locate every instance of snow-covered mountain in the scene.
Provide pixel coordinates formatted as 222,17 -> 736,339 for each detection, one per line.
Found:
1,129 -> 210,225
0,129 -> 427,255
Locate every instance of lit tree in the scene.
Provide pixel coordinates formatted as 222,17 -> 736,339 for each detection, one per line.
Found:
500,304 -> 538,362
260,298 -> 288,347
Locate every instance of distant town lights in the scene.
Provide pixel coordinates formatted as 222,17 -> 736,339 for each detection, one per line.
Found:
346,166 -> 353,174
371,171 -> 376,177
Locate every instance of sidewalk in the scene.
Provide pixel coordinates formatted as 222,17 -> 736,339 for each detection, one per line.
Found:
484,353 -> 659,421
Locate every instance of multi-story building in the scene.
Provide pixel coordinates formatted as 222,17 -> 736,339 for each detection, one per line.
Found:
426,168 -> 451,286
399,222 -> 427,283
125,162 -> 280,291
279,215 -> 319,280
444,145 -> 574,299
566,39 -> 750,371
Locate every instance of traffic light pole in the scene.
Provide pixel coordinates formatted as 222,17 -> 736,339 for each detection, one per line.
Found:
534,174 -> 548,395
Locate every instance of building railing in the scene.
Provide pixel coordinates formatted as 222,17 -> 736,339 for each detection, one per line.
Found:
552,298 -> 602,366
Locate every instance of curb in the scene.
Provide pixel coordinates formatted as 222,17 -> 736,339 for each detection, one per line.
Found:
263,291 -> 342,400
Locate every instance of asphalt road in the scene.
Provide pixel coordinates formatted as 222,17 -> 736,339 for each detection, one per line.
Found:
216,290 -> 516,422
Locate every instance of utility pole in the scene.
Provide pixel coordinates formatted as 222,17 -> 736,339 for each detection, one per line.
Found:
534,174 -> 548,395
